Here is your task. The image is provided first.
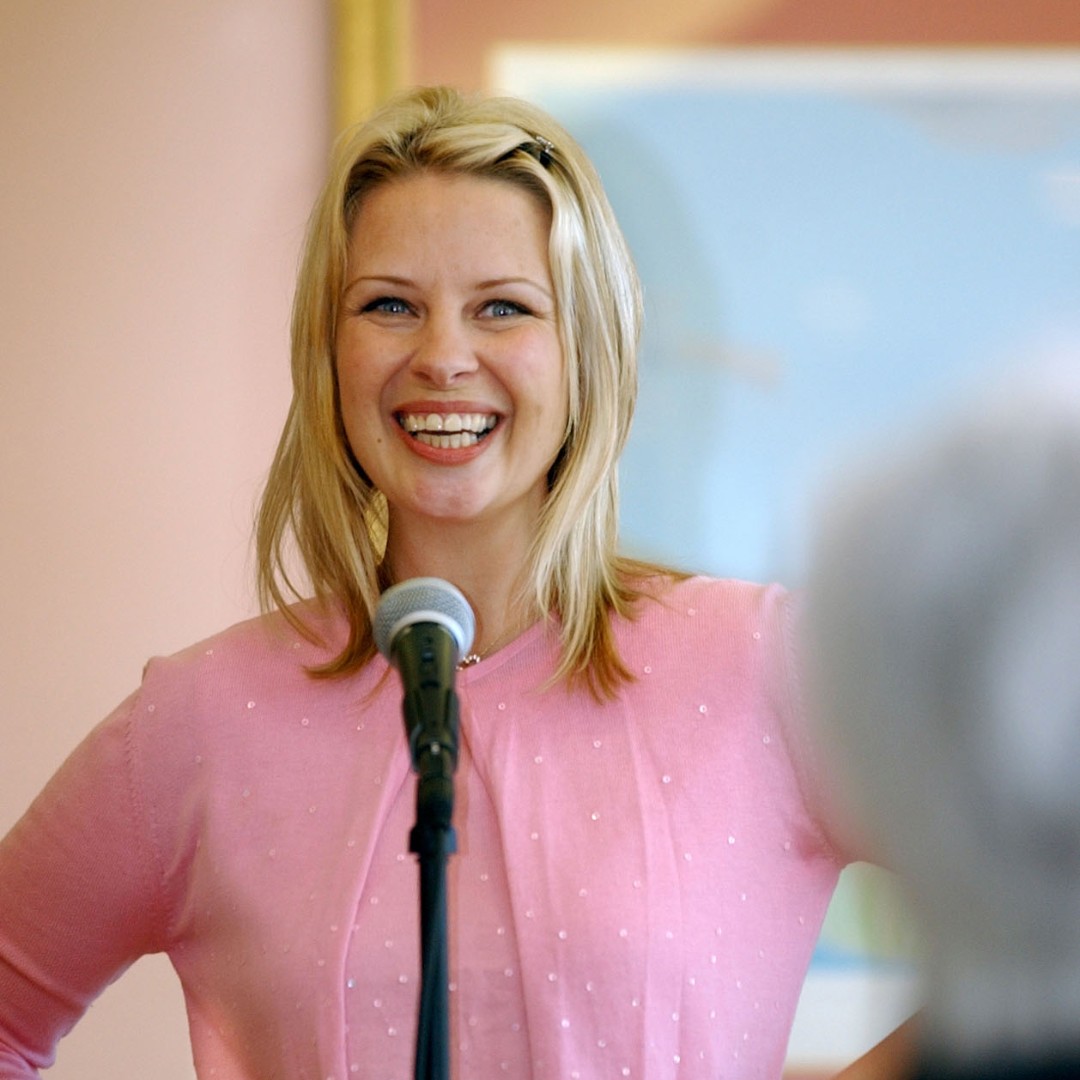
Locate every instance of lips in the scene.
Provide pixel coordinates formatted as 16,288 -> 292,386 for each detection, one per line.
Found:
396,411 -> 498,449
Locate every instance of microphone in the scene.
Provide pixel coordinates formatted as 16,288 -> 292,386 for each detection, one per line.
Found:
374,578 -> 475,828
375,579 -> 474,1077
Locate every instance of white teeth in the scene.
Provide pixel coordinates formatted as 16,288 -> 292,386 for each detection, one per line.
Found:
416,432 -> 475,449
400,412 -> 497,438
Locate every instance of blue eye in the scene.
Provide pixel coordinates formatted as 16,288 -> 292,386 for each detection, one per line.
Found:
486,299 -> 527,317
364,296 -> 411,315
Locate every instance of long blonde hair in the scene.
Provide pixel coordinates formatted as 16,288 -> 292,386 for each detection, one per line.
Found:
256,86 -> 675,697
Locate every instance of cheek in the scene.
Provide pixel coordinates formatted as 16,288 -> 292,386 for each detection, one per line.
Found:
334,362 -> 383,468
519,334 -> 567,416
335,341 -> 383,418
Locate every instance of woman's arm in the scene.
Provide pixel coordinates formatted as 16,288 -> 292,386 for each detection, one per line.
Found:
0,694 -> 166,1073
833,1015 -> 920,1080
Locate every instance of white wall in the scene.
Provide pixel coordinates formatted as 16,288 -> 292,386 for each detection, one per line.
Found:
0,2 -> 330,1074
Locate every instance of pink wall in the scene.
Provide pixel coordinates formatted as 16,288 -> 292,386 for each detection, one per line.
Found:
0,2 -> 330,1074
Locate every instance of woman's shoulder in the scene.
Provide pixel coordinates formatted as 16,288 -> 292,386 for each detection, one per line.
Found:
141,600 -> 351,699
629,570 -> 794,627
611,570 -> 798,674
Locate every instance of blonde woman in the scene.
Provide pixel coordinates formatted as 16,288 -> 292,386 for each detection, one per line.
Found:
0,87 -> 904,1078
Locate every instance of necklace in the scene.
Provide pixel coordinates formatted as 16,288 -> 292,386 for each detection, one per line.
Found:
457,623 -> 527,669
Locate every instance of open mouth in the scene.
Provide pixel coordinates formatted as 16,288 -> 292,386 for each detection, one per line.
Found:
397,411 -> 498,449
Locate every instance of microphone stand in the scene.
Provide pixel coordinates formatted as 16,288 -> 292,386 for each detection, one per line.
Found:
395,623 -> 461,1080
410,794 -> 455,1080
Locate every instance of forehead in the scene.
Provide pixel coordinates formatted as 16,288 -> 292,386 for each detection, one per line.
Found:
348,171 -> 551,250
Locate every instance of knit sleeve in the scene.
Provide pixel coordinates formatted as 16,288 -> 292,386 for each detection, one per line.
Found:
0,688 -> 170,1075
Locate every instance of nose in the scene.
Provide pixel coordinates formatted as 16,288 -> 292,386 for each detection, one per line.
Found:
409,312 -> 479,387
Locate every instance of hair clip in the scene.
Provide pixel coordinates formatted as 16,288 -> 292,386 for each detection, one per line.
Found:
531,134 -> 554,168
498,134 -> 556,170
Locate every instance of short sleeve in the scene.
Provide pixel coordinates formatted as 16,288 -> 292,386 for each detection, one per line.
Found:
769,588 -> 873,865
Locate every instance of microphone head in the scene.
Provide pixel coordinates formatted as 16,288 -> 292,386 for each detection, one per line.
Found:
373,577 -> 476,663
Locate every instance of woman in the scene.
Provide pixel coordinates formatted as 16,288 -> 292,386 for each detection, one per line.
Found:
0,87 -> 898,1077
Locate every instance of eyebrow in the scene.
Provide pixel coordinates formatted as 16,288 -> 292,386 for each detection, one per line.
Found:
342,274 -> 412,293
476,276 -> 554,299
343,274 -> 554,300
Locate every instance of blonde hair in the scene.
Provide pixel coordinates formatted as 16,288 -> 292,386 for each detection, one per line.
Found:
256,86 -> 675,697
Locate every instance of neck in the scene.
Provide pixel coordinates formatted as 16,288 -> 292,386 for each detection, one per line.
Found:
383,516 -> 539,657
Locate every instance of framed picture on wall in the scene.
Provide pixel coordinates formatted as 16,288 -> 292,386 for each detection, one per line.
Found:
492,46 -> 1080,581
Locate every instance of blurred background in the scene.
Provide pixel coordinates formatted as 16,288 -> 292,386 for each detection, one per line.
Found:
2,2 -> 1078,1076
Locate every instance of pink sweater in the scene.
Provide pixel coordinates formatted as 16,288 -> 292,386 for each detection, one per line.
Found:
0,577 -> 846,1078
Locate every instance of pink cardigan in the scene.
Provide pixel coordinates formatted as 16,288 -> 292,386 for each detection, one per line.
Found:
0,577 -> 846,1078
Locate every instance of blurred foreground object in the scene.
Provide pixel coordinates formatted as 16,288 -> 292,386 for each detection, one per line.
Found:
805,362 -> 1080,1078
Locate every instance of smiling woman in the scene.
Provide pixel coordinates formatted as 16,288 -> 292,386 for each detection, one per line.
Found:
257,87 -> 646,694
0,85 -> 896,1079
334,171 -> 568,571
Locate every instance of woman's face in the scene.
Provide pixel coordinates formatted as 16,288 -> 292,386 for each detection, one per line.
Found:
335,170 -> 568,537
